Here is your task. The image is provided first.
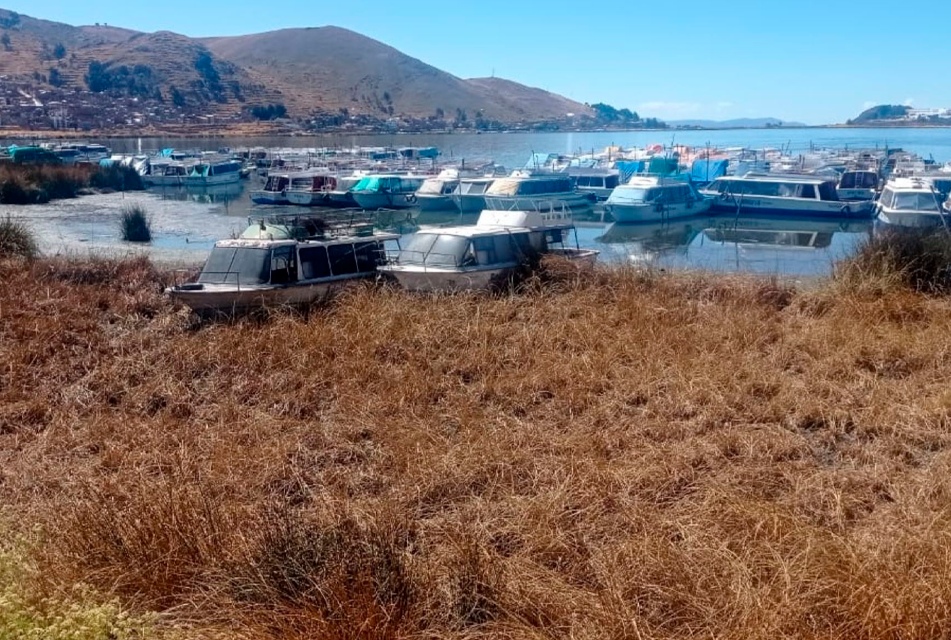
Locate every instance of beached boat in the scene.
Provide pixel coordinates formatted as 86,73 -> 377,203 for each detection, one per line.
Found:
167,213 -> 399,316
286,173 -> 338,206
483,171 -> 594,213
604,176 -> 711,223
350,174 -> 426,210
378,207 -> 598,292
451,177 -> 496,213
182,159 -> 242,186
700,174 -> 875,218
876,178 -> 948,228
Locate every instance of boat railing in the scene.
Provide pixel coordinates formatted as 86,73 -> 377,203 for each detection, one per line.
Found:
385,249 -> 461,268
250,209 -> 377,238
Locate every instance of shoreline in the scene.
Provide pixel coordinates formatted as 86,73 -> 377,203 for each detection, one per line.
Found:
6,123 -> 951,142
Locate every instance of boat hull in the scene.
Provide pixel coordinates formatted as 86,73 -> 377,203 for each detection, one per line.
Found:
286,190 -> 331,206
167,278 -> 365,316
706,194 -> 875,218
250,190 -> 289,205
452,194 -> 487,213
607,199 -> 712,223
380,266 -> 507,292
326,191 -> 357,208
352,192 -> 417,210
876,210 -> 950,229
415,194 -> 457,212
144,175 -> 184,187
182,173 -> 241,187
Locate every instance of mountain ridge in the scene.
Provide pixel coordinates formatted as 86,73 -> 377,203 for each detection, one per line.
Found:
0,9 -> 593,124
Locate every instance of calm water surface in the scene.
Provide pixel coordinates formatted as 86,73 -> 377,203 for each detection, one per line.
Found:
8,126 -> 939,275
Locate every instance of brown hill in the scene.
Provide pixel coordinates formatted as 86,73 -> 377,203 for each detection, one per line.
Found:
202,26 -> 592,121
0,8 -> 592,123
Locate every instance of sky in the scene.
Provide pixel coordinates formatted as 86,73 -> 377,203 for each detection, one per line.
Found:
4,0 -> 949,125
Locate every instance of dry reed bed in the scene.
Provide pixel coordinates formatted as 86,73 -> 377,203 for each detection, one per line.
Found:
3,256 -> 951,639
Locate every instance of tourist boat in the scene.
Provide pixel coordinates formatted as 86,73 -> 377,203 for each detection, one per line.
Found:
143,161 -> 191,187
378,206 -> 598,292
166,212 -> 399,316
483,171 -> 595,213
876,178 -> 948,228
837,169 -> 880,201
570,168 -> 621,202
182,159 -> 242,186
325,175 -> 362,208
350,174 -> 426,210
250,172 -> 294,205
451,177 -> 496,213
286,173 -> 338,206
700,174 -> 875,218
604,176 -> 711,223
415,169 -> 464,212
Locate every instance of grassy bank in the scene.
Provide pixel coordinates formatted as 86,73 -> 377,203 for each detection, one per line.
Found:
3,252 -> 951,638
0,163 -> 143,204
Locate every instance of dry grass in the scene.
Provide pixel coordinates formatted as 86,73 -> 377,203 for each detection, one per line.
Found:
4,255 -> 951,638
0,163 -> 144,204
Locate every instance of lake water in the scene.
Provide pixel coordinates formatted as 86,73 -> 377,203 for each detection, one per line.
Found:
8,126 -> 948,276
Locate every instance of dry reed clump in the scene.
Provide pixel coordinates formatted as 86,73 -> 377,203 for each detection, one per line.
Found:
0,216 -> 38,259
835,226 -> 951,294
119,204 -> 153,243
6,256 -> 951,638
0,163 -> 144,204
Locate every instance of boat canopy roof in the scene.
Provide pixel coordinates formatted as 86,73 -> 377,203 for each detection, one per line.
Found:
690,158 -> 729,182
716,173 -> 835,185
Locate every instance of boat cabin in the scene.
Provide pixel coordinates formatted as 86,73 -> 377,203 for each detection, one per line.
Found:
702,175 -> 841,201
486,174 -> 573,197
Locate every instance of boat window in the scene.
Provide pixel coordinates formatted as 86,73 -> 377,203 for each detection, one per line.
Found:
425,234 -> 470,266
270,246 -> 297,285
401,232 -> 438,262
879,189 -> 894,208
799,184 -> 817,199
893,192 -> 940,212
299,246 -> 331,279
817,182 -> 839,201
198,247 -> 270,285
329,244 -> 359,275
354,242 -> 382,272
605,175 -> 620,189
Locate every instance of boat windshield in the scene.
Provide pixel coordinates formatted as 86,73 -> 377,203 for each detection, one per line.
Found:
400,232 -> 471,266
893,192 -> 940,212
198,247 -> 271,285
611,187 -> 659,203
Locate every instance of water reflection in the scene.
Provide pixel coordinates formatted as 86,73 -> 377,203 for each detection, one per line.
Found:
594,215 -> 873,276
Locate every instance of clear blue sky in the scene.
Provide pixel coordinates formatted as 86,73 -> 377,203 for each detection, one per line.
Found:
5,0 -> 948,124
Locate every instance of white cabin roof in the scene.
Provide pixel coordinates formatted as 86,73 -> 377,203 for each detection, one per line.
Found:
884,177 -> 939,192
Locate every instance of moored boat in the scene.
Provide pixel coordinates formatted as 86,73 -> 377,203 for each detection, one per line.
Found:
876,178 -> 949,228
451,177 -> 495,213
286,173 -> 338,206
483,171 -> 594,213
700,174 -> 875,218
182,159 -> 242,186
604,176 -> 711,223
415,169 -> 463,212
350,174 -> 426,210
250,172 -> 294,205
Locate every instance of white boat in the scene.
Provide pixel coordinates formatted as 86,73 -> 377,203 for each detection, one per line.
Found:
182,159 -> 242,186
143,161 -> 191,187
877,178 -> 948,228
167,214 -> 399,316
604,176 -> 711,223
837,169 -> 879,201
570,169 -> 621,202
286,173 -> 338,206
350,174 -> 426,210
250,172 -> 294,205
415,169 -> 463,212
451,177 -> 495,213
483,171 -> 594,213
378,207 -> 598,292
325,175 -> 362,208
700,174 -> 875,218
